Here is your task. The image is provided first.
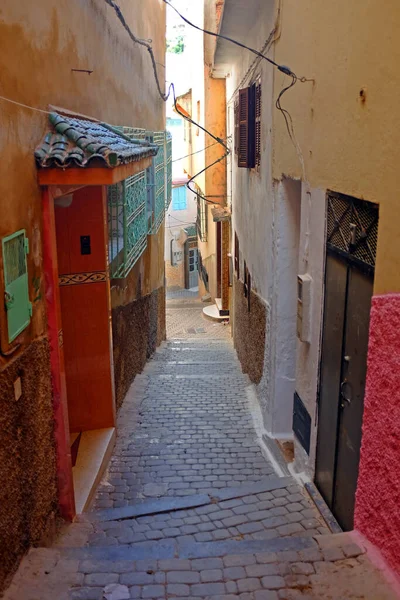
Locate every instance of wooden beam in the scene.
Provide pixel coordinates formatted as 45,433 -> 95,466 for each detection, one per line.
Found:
37,157 -> 152,187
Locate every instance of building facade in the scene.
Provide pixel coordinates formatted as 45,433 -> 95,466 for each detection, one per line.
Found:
207,0 -> 400,575
176,1 -> 228,310
0,0 -> 167,590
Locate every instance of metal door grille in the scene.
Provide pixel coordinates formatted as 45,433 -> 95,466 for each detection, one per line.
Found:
327,191 -> 378,269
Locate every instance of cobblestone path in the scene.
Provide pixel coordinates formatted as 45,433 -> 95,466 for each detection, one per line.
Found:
4,301 -> 397,599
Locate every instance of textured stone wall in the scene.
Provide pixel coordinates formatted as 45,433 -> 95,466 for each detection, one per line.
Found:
112,286 -> 166,410
355,293 -> 400,573
0,339 -> 57,592
165,260 -> 185,289
233,277 -> 266,384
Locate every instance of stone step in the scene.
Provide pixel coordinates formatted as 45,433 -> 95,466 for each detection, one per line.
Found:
82,477 -> 293,524
6,533 -> 388,600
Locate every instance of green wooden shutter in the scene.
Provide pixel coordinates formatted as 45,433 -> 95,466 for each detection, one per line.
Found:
2,229 -> 32,342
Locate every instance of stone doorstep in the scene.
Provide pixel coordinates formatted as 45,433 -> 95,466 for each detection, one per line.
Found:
58,534 -> 318,563
81,477 -> 293,524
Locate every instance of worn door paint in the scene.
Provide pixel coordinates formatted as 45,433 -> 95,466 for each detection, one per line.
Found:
333,266 -> 373,529
188,246 -> 199,289
316,253 -> 373,530
55,186 -> 115,433
315,254 -> 347,508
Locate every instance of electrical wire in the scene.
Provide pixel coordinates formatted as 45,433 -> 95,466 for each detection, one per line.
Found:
172,141 -> 220,163
227,0 -> 282,105
0,95 -> 52,115
162,0 -> 288,73
106,0 -> 305,201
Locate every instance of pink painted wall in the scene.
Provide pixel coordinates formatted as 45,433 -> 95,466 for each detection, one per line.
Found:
355,293 -> 400,573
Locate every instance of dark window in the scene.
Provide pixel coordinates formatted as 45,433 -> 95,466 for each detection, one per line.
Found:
234,232 -> 240,279
244,261 -> 251,312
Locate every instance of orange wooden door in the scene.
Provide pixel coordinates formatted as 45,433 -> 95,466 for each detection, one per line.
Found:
55,187 -> 115,432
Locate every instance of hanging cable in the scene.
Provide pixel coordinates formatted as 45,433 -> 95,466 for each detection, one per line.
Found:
162,0 -> 291,74
172,141 -> 221,163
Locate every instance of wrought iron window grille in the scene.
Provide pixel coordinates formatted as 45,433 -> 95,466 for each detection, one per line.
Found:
106,124 -> 173,278
107,172 -> 148,279
197,193 -> 208,242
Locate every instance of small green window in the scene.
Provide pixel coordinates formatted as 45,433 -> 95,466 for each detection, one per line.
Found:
2,229 -> 32,342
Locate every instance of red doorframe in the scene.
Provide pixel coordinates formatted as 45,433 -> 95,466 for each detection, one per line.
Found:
42,187 -> 75,520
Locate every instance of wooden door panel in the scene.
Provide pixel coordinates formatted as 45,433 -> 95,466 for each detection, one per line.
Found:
315,254 -> 347,507
333,266 -> 373,530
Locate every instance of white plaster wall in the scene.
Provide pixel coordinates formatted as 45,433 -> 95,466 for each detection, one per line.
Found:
225,1 -> 276,303
266,179 -> 301,438
224,1 -> 303,438
293,185 -> 327,477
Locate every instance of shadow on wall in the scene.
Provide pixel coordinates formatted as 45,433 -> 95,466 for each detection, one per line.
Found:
112,286 -> 166,409
233,277 -> 266,384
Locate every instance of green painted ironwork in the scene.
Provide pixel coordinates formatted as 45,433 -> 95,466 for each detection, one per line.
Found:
106,123 -> 172,245
197,192 -> 208,242
2,229 -> 32,342
107,171 -> 147,278
148,131 -> 166,234
165,131 -> 172,209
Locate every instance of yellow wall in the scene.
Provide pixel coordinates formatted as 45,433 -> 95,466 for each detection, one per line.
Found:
183,0 -> 226,300
272,0 -> 400,294
0,0 -> 166,350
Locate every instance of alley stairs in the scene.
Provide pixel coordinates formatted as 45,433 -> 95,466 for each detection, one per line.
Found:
4,337 -> 398,600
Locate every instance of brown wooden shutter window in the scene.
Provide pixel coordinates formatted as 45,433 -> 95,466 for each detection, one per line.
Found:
238,86 -> 256,169
255,82 -> 262,168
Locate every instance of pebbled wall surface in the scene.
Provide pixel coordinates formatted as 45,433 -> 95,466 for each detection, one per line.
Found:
355,293 -> 400,573
0,339 -> 57,592
233,277 -> 266,385
112,286 -> 166,410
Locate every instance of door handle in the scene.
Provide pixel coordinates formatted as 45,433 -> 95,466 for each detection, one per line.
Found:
340,379 -> 352,407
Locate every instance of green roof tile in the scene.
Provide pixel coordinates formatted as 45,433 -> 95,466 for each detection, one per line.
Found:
35,112 -> 158,169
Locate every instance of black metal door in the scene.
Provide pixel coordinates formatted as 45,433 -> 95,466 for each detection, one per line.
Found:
315,192 -> 378,531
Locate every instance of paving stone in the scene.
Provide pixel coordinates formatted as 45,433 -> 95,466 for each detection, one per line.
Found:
255,591 -> 279,600
290,562 -> 315,575
84,573 -> 119,586
167,571 -> 200,584
223,555 -> 256,567
261,576 -> 286,590
237,578 -> 262,592
69,588 -> 103,600
141,584 -> 165,598
191,558 -> 224,570
342,543 -> 364,558
190,582 -> 226,596
166,583 -> 190,596
120,573 -> 154,586
246,564 -> 281,577
322,547 -> 345,561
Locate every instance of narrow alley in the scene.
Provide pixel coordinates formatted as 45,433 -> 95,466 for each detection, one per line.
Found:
4,299 -> 396,600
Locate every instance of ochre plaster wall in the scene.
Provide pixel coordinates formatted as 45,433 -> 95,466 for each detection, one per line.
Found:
272,0 -> 400,294
354,293 -> 400,573
184,2 -> 227,302
0,0 -> 166,353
